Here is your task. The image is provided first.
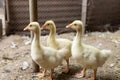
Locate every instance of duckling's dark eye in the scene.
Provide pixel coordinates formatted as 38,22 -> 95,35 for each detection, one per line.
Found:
47,24 -> 50,26
30,25 -> 32,27
74,24 -> 77,26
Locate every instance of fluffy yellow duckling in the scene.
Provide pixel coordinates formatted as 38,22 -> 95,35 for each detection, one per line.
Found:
24,22 -> 68,80
66,20 -> 112,80
42,20 -> 72,73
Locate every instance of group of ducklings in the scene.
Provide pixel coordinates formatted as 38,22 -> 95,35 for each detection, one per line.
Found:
24,20 -> 111,80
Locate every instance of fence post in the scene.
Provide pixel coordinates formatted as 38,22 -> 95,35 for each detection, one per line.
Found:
81,0 -> 88,27
29,0 -> 39,72
5,0 -> 10,36
0,19 -> 2,38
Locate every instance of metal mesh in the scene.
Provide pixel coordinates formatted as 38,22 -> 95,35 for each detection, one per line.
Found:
6,0 -> 120,35
7,0 -> 82,35
86,0 -> 120,31
8,0 -> 29,35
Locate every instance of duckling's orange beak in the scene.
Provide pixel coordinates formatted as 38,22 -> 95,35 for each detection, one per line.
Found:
66,23 -> 73,28
41,24 -> 47,30
23,26 -> 30,31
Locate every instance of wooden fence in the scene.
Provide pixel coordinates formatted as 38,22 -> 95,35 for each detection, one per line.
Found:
5,0 -> 120,35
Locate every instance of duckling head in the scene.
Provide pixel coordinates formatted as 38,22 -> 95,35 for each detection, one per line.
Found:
24,22 -> 40,32
66,20 -> 84,34
42,20 -> 56,30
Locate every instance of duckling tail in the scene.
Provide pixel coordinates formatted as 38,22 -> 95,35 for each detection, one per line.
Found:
101,49 -> 112,59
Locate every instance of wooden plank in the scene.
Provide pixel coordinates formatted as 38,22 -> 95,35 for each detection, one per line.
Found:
29,0 -> 39,72
81,0 -> 87,26
0,19 -> 2,38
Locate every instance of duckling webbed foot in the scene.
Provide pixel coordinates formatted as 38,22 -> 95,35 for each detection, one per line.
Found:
46,69 -> 53,80
36,69 -> 46,78
88,69 -> 97,80
75,68 -> 86,78
36,73 -> 45,78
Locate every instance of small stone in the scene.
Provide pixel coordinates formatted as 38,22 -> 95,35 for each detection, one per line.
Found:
112,39 -> 120,45
19,75 -> 23,78
21,61 -> 29,70
97,43 -> 102,48
10,41 -> 18,48
110,63 -> 115,67
4,69 -> 11,73
98,34 -> 105,38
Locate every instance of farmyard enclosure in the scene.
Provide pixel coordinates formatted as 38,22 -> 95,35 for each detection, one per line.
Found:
0,0 -> 120,80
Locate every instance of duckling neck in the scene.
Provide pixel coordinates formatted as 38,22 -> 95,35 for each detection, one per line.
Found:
32,29 -> 42,49
48,25 -> 56,42
75,30 -> 83,45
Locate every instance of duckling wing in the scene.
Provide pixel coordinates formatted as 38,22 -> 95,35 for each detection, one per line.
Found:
40,47 -> 63,69
56,38 -> 72,49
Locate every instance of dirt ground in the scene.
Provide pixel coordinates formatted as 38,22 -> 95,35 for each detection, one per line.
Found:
0,30 -> 120,80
